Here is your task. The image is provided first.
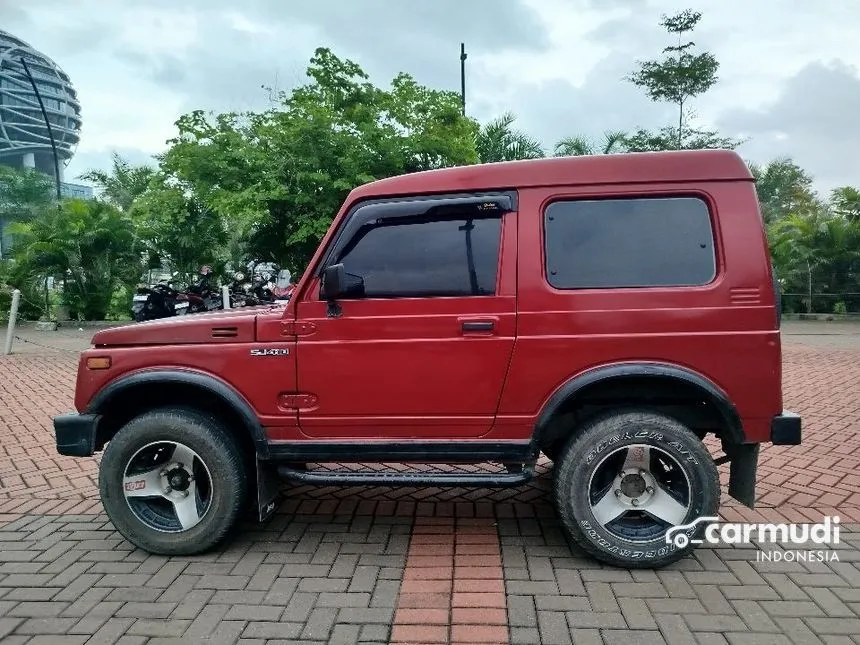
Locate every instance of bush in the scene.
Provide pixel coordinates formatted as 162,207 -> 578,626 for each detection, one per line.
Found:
107,284 -> 134,321
833,301 -> 848,315
0,260 -> 48,321
8,199 -> 142,321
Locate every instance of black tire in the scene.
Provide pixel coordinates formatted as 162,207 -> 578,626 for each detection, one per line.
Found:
553,409 -> 719,569
99,407 -> 247,556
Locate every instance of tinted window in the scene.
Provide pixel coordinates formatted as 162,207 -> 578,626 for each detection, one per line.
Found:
544,197 -> 716,289
334,209 -> 502,298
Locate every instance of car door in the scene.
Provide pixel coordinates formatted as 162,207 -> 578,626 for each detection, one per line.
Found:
295,192 -> 518,439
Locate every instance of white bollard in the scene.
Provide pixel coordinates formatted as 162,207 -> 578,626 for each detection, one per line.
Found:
4,289 -> 21,355
221,285 -> 231,309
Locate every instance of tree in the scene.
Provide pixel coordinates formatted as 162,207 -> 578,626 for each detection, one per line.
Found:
554,131 -> 628,156
623,125 -> 739,153
748,157 -> 819,223
475,112 -> 545,162
131,178 -> 229,279
155,47 -> 480,270
626,9 -> 737,151
769,210 -> 860,313
79,152 -> 156,211
8,199 -> 141,320
0,166 -> 55,259
830,186 -> 860,221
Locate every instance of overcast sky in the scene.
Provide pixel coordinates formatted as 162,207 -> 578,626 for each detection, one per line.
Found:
3,0 -> 859,195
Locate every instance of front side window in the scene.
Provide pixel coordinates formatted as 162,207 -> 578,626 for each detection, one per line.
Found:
544,196 -> 716,289
332,201 -> 503,299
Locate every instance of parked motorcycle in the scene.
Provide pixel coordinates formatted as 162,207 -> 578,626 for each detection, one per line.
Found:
185,265 -> 222,313
252,267 -> 276,304
131,281 -> 190,322
228,262 -> 278,308
227,271 -> 253,308
272,268 -> 294,303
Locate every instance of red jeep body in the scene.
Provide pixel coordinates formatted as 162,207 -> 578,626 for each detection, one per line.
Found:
55,149 -> 801,566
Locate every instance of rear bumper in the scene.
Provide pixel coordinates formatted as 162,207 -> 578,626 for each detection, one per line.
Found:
728,410 -> 802,509
771,410 -> 801,445
54,412 -> 99,457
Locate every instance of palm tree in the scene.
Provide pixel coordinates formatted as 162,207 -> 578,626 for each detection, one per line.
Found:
476,112 -> 544,163
78,152 -> 156,212
8,199 -> 142,319
554,130 -> 628,157
769,210 -> 860,313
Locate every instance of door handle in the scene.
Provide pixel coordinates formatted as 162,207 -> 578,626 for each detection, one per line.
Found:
461,320 -> 495,332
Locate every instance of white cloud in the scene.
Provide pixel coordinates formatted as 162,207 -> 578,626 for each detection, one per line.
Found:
3,0 -> 859,194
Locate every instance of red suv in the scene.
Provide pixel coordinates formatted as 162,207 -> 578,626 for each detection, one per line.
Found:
54,149 -> 800,568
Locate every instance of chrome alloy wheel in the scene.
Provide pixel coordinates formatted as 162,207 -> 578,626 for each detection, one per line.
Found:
122,441 -> 213,533
587,443 -> 691,542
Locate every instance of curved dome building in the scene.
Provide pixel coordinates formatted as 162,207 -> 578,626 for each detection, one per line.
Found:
0,29 -> 82,180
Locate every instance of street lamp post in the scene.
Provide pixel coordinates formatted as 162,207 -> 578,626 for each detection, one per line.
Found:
460,43 -> 467,116
19,56 -> 63,201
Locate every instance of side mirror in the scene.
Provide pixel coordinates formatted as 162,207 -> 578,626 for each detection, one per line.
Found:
322,263 -> 345,301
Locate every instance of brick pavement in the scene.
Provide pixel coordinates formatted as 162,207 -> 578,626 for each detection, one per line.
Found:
0,323 -> 858,643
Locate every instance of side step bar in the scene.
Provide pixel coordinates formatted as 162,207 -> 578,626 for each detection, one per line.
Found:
277,465 -> 534,488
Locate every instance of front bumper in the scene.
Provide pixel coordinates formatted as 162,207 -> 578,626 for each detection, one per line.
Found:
771,410 -> 802,445
54,412 -> 100,457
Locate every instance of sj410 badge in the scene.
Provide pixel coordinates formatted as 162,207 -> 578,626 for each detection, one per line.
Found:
250,348 -> 290,356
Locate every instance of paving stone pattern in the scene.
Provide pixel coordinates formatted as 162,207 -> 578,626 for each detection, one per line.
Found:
0,511 -> 408,644
392,517 -> 508,644
0,326 -> 858,643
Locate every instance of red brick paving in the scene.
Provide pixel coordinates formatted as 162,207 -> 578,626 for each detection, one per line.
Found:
393,518 -> 507,644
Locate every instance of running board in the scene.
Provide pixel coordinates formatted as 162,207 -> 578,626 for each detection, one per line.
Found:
276,465 -> 534,488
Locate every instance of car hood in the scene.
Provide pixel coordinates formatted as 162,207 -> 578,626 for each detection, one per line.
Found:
91,306 -> 279,347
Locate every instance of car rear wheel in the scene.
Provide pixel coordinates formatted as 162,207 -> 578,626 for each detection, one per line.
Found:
99,407 -> 247,555
553,409 -> 719,568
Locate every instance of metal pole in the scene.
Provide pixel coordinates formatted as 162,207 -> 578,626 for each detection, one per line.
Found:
222,285 -> 231,309
19,57 -> 63,201
4,289 -> 21,355
460,43 -> 467,116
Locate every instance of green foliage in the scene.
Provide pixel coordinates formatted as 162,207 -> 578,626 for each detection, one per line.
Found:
767,198 -> 860,313
834,301 -> 848,315
131,178 -> 229,279
8,200 -> 142,320
1,166 -> 56,260
157,47 -> 479,270
78,152 -> 157,212
0,165 -> 54,222
627,10 -> 719,108
0,259 -> 45,321
749,157 -> 819,223
554,131 -> 628,156
622,125 -> 740,152
830,186 -> 860,221
476,112 -> 545,162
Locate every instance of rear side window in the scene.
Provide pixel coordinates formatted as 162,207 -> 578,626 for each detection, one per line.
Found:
544,196 -> 716,289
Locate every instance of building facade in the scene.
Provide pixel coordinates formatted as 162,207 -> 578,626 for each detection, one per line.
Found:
0,28 -> 83,181
1,29 -> 93,257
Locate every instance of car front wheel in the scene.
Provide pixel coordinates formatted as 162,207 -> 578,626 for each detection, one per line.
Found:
99,407 -> 247,556
554,409 -> 720,568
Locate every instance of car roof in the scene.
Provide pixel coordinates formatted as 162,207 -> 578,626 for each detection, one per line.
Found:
347,149 -> 753,201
